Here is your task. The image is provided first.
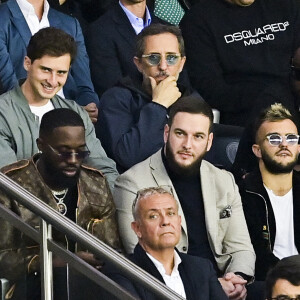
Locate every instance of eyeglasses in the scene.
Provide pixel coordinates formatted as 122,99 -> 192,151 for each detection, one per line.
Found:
141,53 -> 181,66
47,144 -> 90,160
265,134 -> 299,146
291,65 -> 300,81
269,295 -> 300,300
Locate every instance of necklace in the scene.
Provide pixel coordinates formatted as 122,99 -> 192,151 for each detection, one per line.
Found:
51,188 -> 68,216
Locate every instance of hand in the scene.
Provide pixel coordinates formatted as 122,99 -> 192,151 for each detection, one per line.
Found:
219,273 -> 247,300
76,251 -> 103,270
150,76 -> 181,108
83,103 -> 98,123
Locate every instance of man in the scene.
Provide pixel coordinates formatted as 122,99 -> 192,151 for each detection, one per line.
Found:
0,0 -> 99,119
108,187 -> 228,299
0,27 -> 118,190
86,0 -> 157,97
97,23 -> 193,172
265,255 -> 300,300
180,0 -> 300,126
239,103 -> 300,281
114,95 -> 255,299
0,108 -> 121,299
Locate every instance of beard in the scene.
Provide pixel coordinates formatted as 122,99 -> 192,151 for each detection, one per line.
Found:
43,160 -> 80,189
165,140 -> 206,177
261,148 -> 298,174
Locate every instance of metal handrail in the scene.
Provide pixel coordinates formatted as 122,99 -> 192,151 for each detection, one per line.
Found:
0,172 -> 184,300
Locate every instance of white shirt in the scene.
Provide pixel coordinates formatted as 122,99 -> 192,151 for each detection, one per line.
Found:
119,1 -> 151,35
16,0 -> 50,35
146,251 -> 186,299
29,100 -> 54,124
265,186 -> 299,259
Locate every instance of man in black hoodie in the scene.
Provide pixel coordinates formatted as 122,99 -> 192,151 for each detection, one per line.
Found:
97,23 -> 194,173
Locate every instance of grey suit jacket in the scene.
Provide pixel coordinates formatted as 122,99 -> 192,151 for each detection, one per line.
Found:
114,149 -> 255,276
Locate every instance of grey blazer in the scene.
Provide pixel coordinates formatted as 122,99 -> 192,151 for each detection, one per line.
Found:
113,149 -> 255,276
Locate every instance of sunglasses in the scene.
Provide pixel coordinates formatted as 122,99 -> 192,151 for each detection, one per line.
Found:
269,296 -> 300,300
141,53 -> 181,66
265,134 -> 299,146
47,144 -> 90,160
291,65 -> 300,81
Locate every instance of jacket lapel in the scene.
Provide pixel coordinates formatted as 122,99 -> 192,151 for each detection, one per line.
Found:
113,5 -> 138,48
200,161 -> 218,250
48,8 -> 62,27
7,0 -> 32,46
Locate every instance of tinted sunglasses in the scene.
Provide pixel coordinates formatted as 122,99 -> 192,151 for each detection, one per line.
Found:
141,53 -> 181,66
47,144 -> 90,160
265,134 -> 299,146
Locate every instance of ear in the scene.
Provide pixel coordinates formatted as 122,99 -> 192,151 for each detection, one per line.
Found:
23,56 -> 32,72
133,56 -> 143,73
206,132 -> 214,152
36,138 -> 44,152
163,124 -> 170,144
252,144 -> 262,158
131,221 -> 142,239
178,56 -> 186,73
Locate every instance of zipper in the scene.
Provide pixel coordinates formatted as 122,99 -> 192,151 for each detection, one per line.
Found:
245,190 -> 272,252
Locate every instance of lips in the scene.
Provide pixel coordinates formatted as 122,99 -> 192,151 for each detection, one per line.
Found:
276,150 -> 292,157
178,151 -> 193,159
62,167 -> 78,177
41,83 -> 57,93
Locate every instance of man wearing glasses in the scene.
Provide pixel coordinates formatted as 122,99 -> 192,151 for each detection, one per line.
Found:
97,23 -> 195,173
0,27 -> 118,190
239,103 -> 300,281
0,108 -> 121,299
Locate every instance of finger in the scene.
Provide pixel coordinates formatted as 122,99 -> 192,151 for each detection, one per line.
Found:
149,76 -> 157,90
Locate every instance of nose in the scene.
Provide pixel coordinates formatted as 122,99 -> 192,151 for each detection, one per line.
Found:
47,72 -> 58,87
161,214 -> 170,227
280,137 -> 289,147
66,152 -> 79,164
158,57 -> 168,70
183,135 -> 192,150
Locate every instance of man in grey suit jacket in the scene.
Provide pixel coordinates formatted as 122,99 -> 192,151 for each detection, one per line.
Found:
114,95 -> 255,299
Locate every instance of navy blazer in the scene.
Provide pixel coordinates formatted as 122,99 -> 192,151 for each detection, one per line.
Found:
0,0 -> 99,106
86,4 -> 161,97
108,244 -> 228,300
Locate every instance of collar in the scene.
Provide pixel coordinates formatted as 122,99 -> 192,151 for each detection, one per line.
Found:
16,0 -> 49,19
146,250 -> 182,277
119,1 -> 151,34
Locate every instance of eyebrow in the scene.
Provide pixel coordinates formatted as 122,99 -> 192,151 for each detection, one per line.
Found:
174,128 -> 206,136
40,65 -> 68,73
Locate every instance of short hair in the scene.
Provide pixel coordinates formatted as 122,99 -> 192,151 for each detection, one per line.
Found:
265,255 -> 300,299
27,27 -> 77,64
253,103 -> 298,142
168,95 -> 214,132
132,186 -> 176,220
39,108 -> 84,138
135,24 -> 185,58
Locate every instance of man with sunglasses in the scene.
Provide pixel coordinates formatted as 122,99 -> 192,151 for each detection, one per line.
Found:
0,108 -> 121,299
0,27 -> 118,190
239,103 -> 300,281
96,23 -> 194,173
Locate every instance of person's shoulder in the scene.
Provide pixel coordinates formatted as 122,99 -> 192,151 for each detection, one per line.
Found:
202,160 -> 234,179
81,164 -> 105,178
88,4 -> 120,29
1,159 -> 30,175
0,89 -> 19,110
48,7 -> 78,23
